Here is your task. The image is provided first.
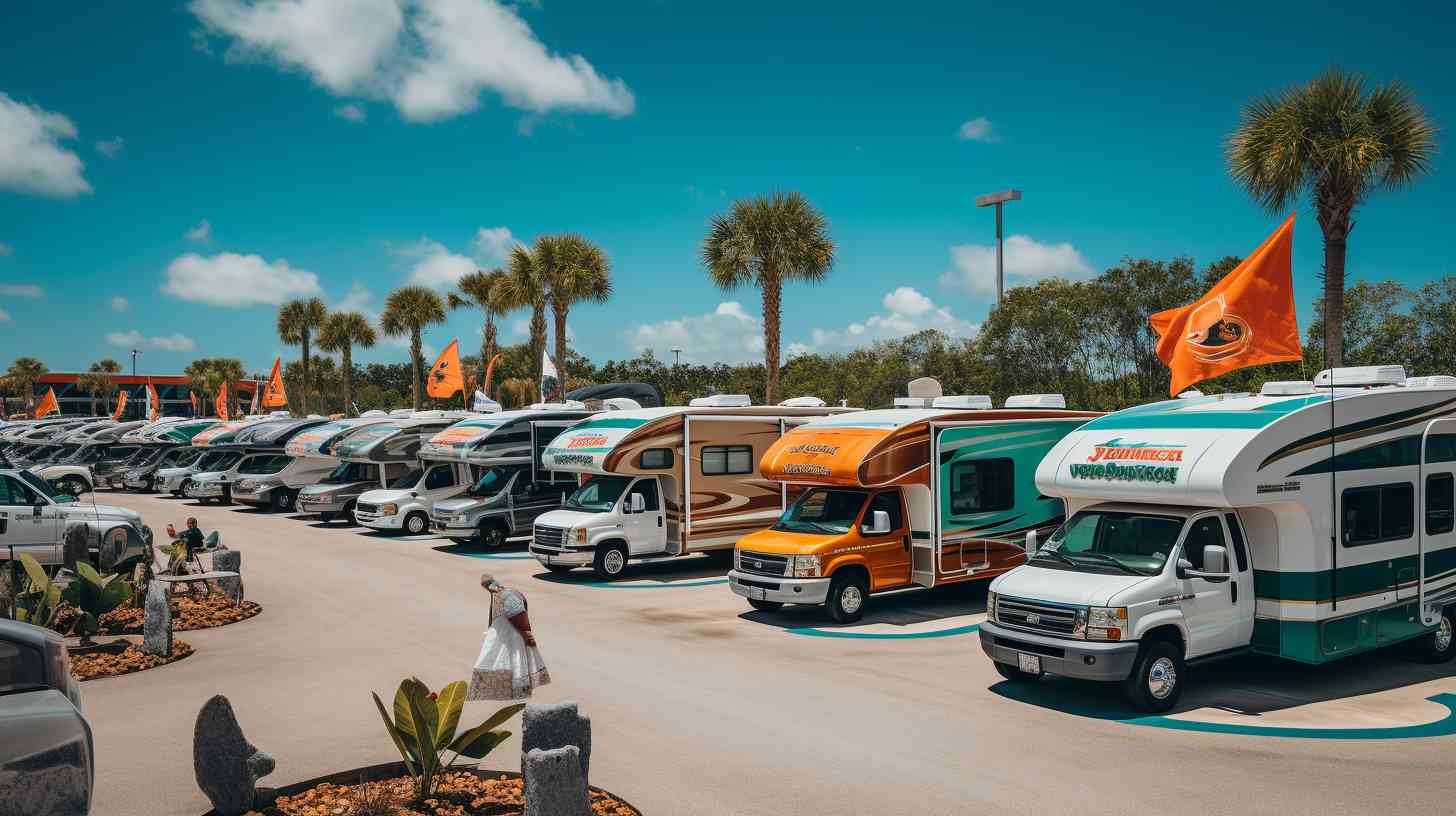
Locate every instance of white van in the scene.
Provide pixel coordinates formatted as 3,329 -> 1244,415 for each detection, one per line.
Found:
345,412 -> 471,534
184,418 -> 329,507
979,366 -> 1456,712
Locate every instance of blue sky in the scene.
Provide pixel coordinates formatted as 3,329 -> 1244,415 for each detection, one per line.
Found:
2,1 -> 1452,377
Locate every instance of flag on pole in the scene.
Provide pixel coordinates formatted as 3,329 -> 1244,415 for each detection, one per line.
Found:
35,388 -> 59,418
146,379 -> 161,421
111,390 -> 128,421
190,391 -> 199,417
262,357 -> 288,408
539,350 -> 560,403
1150,214 -> 1301,396
427,339 -> 464,399
216,382 -> 231,421
482,351 -> 504,397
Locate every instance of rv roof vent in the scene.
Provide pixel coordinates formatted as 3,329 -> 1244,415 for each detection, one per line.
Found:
932,395 -> 993,410
1005,394 -> 1066,409
602,397 -> 642,411
473,398 -> 502,413
779,396 -> 826,408
906,377 -> 943,399
893,397 -> 935,408
1260,380 -> 1315,396
410,410 -> 446,419
1314,365 -> 1406,388
388,409 -> 414,417
690,394 -> 752,407
1404,375 -> 1456,390
360,409 -> 389,417
1177,389 -> 1204,399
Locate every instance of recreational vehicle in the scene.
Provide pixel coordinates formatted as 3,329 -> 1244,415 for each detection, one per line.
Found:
156,417 -> 270,496
529,396 -> 852,579
186,418 -> 330,507
283,416 -> 397,521
119,418 -> 221,491
426,406 -> 605,547
728,395 -> 1099,622
36,420 -> 147,494
341,413 -> 468,533
980,366 -> 1456,712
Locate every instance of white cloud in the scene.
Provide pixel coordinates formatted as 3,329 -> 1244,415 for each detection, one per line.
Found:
0,283 -> 43,297
398,237 -> 476,289
956,116 -> 996,143
0,93 -> 91,197
110,295 -> 130,312
191,0 -> 635,123
162,251 -> 322,306
382,333 -> 437,361
0,242 -> 11,256
334,103 -> 366,122
331,281 -> 374,313
0,308 -> 9,323
794,287 -> 977,355
105,330 -> 197,352
470,226 -> 515,264
626,301 -> 764,364
185,218 -> 212,243
941,234 -> 1095,296
96,136 -> 125,157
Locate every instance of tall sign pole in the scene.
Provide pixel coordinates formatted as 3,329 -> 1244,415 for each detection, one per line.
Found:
975,189 -> 1022,305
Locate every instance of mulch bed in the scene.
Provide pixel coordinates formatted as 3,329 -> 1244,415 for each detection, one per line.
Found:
68,638 -> 194,681
255,772 -> 638,816
99,592 -> 262,633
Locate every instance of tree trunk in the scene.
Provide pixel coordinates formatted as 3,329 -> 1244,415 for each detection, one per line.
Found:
530,304 -> 546,384
761,276 -> 782,405
410,330 -> 423,411
553,304 -> 569,389
1317,197 -> 1354,370
342,345 -> 354,416
300,332 -> 311,415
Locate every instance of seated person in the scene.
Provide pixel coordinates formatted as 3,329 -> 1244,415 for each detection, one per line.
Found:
165,517 -> 207,575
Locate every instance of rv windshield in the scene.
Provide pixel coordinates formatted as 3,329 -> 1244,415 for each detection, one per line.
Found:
238,455 -> 290,475
1035,510 -> 1187,577
468,467 -> 517,498
163,448 -> 201,467
322,462 -> 374,484
773,488 -> 869,535
205,451 -> 243,471
389,468 -> 424,489
564,476 -> 630,512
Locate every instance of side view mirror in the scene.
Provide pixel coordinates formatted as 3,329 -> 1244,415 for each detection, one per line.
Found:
629,493 -> 646,513
1179,545 -> 1230,582
861,509 -> 891,536
1024,530 -> 1039,557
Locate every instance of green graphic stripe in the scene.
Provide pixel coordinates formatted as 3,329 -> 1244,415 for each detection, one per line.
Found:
1254,548 -> 1456,602
568,418 -> 651,431
1080,396 -> 1326,431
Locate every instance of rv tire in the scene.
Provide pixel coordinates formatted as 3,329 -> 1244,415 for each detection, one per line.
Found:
993,660 -> 1039,683
593,542 -> 629,580
478,521 -> 507,550
747,599 -> 784,612
271,488 -> 296,513
826,570 -> 869,624
1122,640 -> 1184,713
403,511 -> 428,535
1412,608 -> 1456,664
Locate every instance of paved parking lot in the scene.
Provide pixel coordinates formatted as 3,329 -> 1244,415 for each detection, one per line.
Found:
85,491 -> 1456,815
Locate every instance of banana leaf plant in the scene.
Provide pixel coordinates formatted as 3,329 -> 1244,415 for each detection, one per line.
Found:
60,562 -> 133,644
372,676 -> 524,800
13,554 -> 63,630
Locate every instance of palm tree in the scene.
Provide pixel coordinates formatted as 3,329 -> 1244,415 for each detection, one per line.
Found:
541,234 -> 611,386
89,359 -> 121,416
5,357 -> 48,416
702,192 -> 835,403
1227,68 -> 1437,368
448,267 -> 511,385
379,286 -> 446,410
318,311 -> 377,415
497,377 -> 536,410
276,298 -> 328,414
494,244 -> 551,385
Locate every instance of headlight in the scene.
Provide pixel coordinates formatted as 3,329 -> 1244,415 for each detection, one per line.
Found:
571,527 -> 588,546
452,514 -> 468,524
1084,607 -> 1127,641
790,554 -> 821,578
379,503 -> 398,516
237,480 -> 256,492
986,591 -> 998,623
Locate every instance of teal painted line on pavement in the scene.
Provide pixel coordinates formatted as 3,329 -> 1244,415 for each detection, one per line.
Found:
788,623 -> 982,639
456,552 -> 537,560
576,578 -> 731,589
1125,693 -> 1456,740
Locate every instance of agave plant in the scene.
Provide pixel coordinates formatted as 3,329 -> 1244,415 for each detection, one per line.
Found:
61,563 -> 133,644
372,677 -> 523,800
13,554 -> 63,630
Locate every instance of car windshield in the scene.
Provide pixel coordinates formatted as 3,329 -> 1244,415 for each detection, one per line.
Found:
60,445 -> 98,463
468,467 -> 516,498
773,488 -> 869,535
239,455 -> 289,475
134,448 -> 163,466
1034,510 -> 1187,576
19,469 -> 69,503
389,468 -> 424,489
322,462 -> 372,484
107,446 -> 139,461
564,475 -> 630,512
205,451 -> 243,471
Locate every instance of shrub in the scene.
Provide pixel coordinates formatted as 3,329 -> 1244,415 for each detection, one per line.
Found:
371,677 -> 523,800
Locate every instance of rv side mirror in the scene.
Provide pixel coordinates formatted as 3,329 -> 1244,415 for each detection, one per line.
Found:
862,510 -> 891,536
1175,558 -> 1194,579
1024,530 -> 1039,557
1202,545 -> 1229,577
629,493 -> 645,513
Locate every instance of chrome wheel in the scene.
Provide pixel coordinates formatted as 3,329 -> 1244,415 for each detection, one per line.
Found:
1147,656 -> 1178,700
405,514 -> 426,534
1437,616 -> 1453,654
840,584 -> 864,615
603,549 -> 625,574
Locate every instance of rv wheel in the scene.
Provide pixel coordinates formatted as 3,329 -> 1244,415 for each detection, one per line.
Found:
478,522 -> 507,550
271,489 -> 296,513
593,542 -> 629,579
1413,608 -> 1456,664
1122,641 -> 1185,713
142,476 -> 155,492
826,571 -> 869,624
403,511 -> 429,535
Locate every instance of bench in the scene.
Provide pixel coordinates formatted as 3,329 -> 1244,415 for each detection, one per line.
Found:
154,571 -> 240,599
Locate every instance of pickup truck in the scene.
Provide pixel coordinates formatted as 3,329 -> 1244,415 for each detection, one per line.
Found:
0,466 -> 152,572
0,618 -> 93,815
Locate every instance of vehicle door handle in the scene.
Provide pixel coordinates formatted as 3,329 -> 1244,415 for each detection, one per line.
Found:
657,515 -> 663,528
902,535 -> 910,551
1230,582 -> 1238,604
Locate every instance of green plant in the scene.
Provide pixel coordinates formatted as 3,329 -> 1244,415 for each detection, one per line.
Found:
61,562 -> 133,644
13,554 -> 63,629
371,677 -> 523,800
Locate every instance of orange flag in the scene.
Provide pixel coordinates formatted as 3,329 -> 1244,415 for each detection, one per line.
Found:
216,382 -> 231,421
262,357 -> 288,408
147,380 -> 161,421
35,387 -> 59,418
482,351 -> 504,397
1150,214 -> 1301,396
427,339 -> 464,399
112,390 -> 128,421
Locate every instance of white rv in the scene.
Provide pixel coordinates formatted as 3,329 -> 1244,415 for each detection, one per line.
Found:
346,412 -> 471,534
35,420 -> 147,494
186,418 -> 330,508
980,366 -> 1456,712
287,415 -> 398,522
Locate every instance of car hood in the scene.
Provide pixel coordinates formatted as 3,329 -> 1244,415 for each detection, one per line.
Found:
535,508 -> 608,528
990,564 -> 1154,608
36,465 -> 88,479
434,495 -> 502,513
735,527 -> 841,556
359,488 -> 413,503
300,481 -> 368,497
58,502 -> 141,525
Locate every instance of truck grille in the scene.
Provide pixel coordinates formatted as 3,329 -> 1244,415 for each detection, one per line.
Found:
996,597 -> 1081,637
534,525 -> 566,549
355,503 -> 379,516
736,550 -> 789,577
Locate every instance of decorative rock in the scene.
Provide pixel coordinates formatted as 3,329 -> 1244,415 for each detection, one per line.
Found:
212,550 -> 243,602
194,695 -> 275,816
141,580 -> 172,657
522,701 -> 591,782
523,746 -> 588,816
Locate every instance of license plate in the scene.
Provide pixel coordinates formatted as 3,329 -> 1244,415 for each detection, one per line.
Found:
1017,653 -> 1041,674
746,586 -> 767,601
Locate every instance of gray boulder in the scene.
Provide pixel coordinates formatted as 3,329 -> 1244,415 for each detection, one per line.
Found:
212,550 -> 243,602
141,580 -> 171,657
522,701 -> 590,782
523,746 -> 588,816
194,695 -> 275,816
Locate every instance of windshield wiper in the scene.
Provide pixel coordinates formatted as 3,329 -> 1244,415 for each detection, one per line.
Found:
1067,551 -> 1144,576
1032,547 -> 1077,568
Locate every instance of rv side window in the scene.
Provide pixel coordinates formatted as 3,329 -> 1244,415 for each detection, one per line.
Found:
1427,434 -> 1456,463
1341,482 -> 1414,546
702,445 -> 753,476
424,467 -> 456,490
949,458 -> 1014,515
639,448 -> 673,470
1427,474 -> 1454,536
632,479 -> 660,512
1223,513 -> 1249,572
1180,517 -> 1225,570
